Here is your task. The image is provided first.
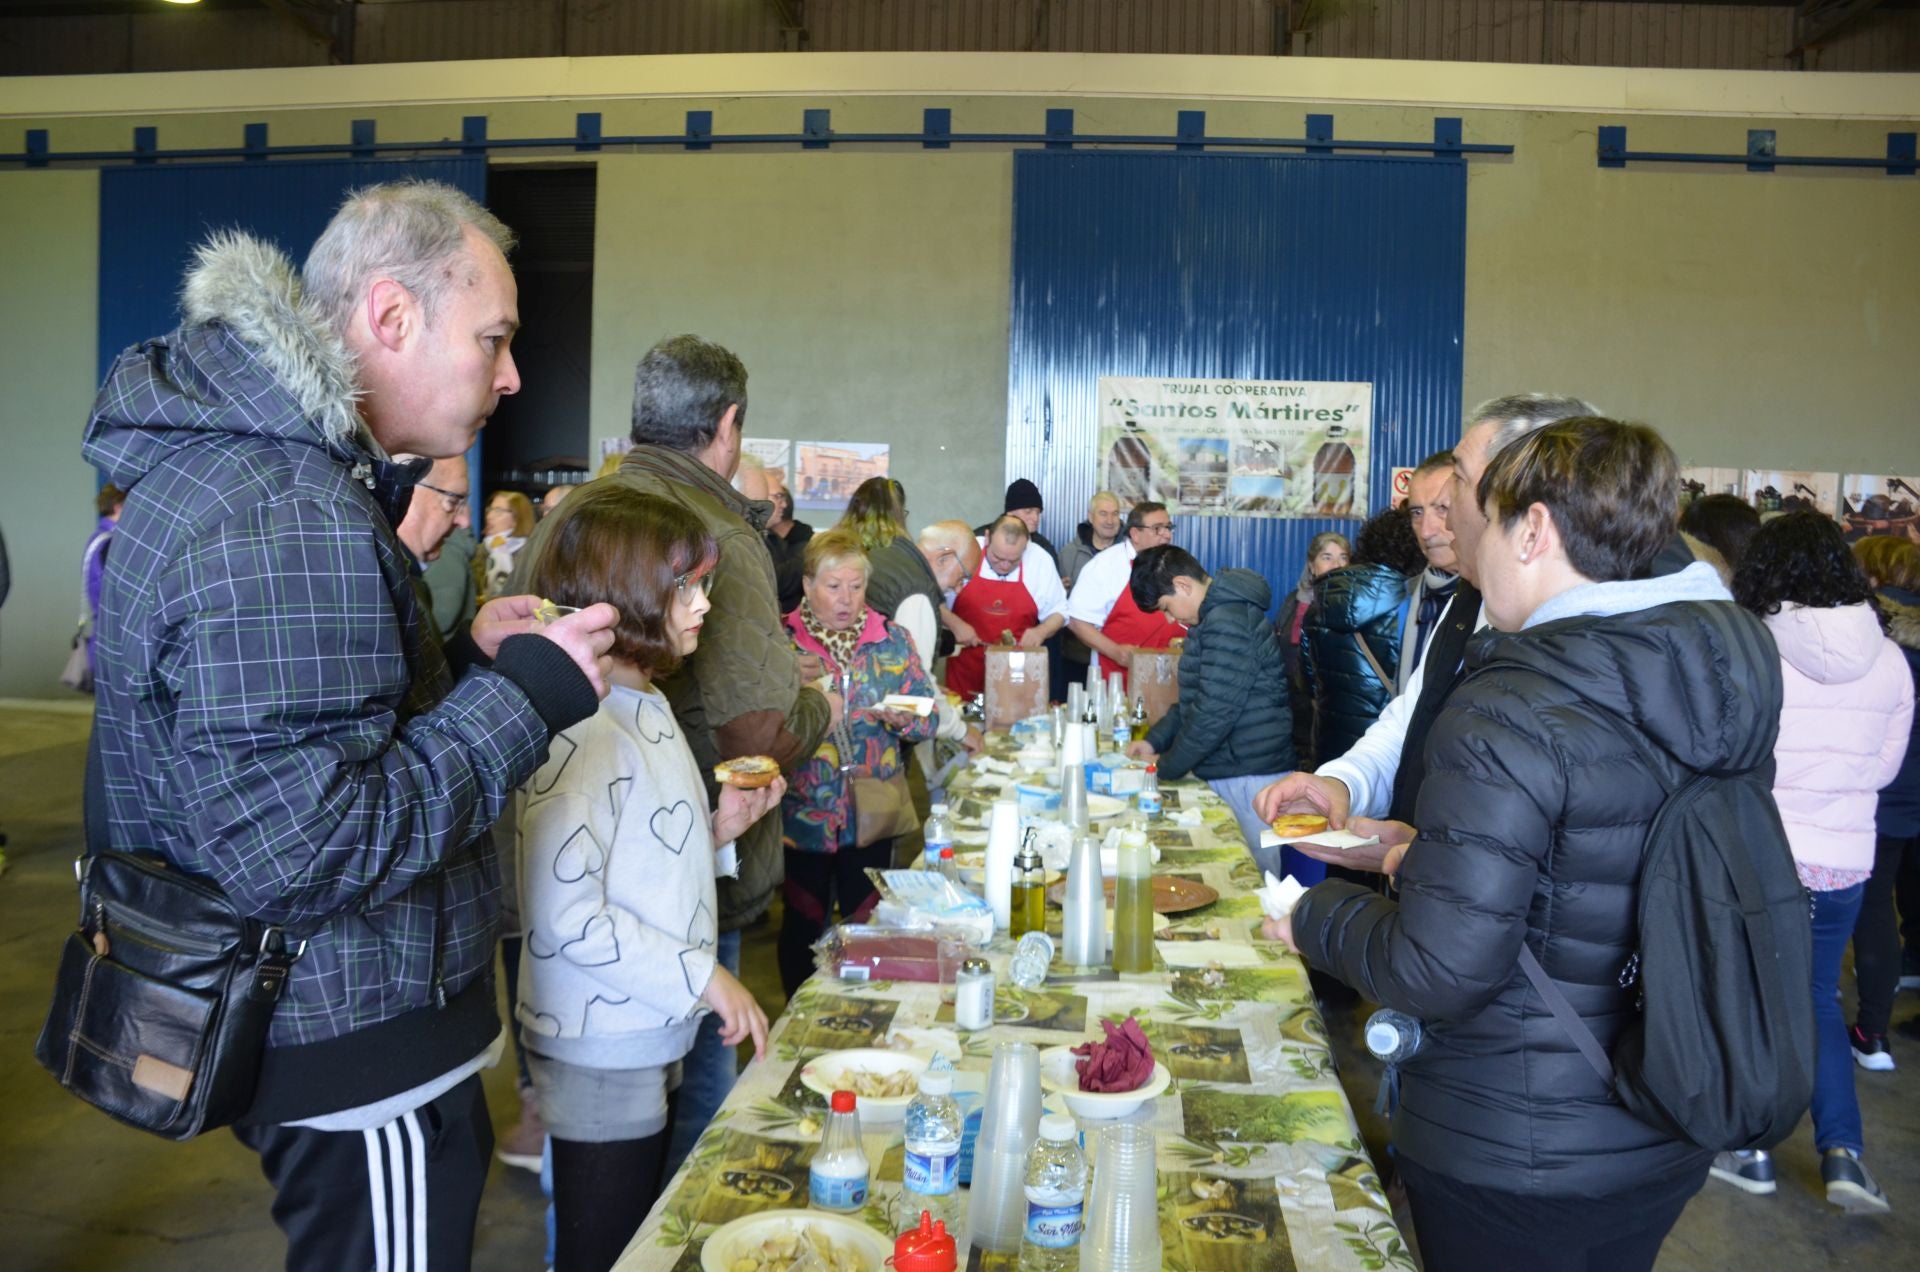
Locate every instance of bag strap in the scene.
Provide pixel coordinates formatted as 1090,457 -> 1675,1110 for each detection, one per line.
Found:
1517,943 -> 1614,1084
1351,632 -> 1392,690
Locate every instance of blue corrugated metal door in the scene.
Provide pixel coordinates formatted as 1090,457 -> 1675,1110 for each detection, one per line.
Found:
97,158 -> 489,499
1008,151 -> 1465,601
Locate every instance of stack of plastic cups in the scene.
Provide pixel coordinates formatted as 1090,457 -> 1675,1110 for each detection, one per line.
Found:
1107,672 -> 1127,725
1081,1123 -> 1161,1270
1062,835 -> 1106,968
984,800 -> 1022,932
1061,763 -> 1090,833
1066,683 -> 1086,726
966,1042 -> 1043,1257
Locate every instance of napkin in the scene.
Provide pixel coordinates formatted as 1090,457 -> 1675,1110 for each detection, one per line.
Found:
1170,807 -> 1203,827
1257,870 -> 1308,921
1258,827 -> 1382,852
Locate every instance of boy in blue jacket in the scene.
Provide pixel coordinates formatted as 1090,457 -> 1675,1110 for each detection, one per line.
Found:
1126,546 -> 1298,875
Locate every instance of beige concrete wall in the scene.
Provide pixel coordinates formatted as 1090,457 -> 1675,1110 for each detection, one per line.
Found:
0,170 -> 102,700
0,54 -> 1914,695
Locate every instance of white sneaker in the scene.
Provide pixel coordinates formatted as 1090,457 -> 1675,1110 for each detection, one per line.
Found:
1710,1149 -> 1776,1196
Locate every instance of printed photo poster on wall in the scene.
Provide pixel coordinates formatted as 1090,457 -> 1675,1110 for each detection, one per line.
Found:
1097,377 -> 1373,519
743,437 -> 793,489
1678,467 -> 1743,506
1744,470 -> 1840,518
794,441 -> 889,513
1840,473 -> 1920,543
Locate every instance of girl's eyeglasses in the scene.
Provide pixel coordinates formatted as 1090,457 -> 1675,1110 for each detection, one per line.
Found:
675,572 -> 715,601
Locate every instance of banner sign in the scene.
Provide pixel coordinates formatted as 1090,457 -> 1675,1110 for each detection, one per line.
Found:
1097,377 -> 1373,519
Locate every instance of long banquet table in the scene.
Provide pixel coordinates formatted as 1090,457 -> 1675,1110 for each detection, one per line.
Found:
620,735 -> 1410,1271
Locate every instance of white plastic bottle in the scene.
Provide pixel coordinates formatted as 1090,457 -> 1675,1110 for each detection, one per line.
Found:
809,1089 -> 870,1213
925,803 -> 955,874
1018,1114 -> 1087,1270
901,1071 -> 964,1232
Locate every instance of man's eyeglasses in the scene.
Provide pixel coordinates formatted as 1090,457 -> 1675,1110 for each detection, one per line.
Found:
416,482 -> 469,516
1139,520 -> 1175,535
675,571 -> 715,601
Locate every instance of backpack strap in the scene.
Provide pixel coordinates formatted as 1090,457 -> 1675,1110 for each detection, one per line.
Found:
1351,632 -> 1392,689
1518,944 -> 1614,1084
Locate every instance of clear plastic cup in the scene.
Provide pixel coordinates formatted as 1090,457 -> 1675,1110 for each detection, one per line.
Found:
1081,1122 -> 1161,1270
936,929 -> 972,1005
979,1041 -> 1042,1148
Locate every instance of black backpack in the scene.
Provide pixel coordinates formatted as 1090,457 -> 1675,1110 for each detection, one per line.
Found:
1518,724 -> 1814,1152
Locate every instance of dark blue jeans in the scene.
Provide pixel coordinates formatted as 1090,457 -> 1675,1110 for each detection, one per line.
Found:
1810,883 -> 1865,1155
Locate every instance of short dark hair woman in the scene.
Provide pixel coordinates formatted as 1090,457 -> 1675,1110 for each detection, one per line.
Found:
1270,418 -> 1778,1271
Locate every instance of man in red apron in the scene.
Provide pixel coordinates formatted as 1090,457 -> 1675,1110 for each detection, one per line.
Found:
1064,501 -> 1186,691
945,516 -> 1067,699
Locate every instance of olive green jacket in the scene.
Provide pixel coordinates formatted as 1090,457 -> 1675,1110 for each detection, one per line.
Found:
513,445 -> 832,929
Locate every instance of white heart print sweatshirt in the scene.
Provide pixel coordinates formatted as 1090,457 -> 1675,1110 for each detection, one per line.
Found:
515,683 -> 736,1070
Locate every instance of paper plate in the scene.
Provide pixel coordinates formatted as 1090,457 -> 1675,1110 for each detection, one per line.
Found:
699,1210 -> 893,1272
1085,793 -> 1129,819
796,1048 -> 930,1117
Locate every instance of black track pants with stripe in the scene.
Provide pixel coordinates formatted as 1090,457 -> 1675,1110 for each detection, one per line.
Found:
234,1074 -> 494,1272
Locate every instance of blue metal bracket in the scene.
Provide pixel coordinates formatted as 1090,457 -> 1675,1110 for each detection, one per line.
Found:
1598,125 -> 1917,176
1176,111 -> 1206,153
684,110 -> 712,152
574,113 -> 602,153
3,109 -> 1514,167
922,108 -> 951,150
1305,114 -> 1334,156
803,108 -> 832,151
1046,109 -> 1075,151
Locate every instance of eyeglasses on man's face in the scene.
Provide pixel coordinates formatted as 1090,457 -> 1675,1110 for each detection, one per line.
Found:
1138,519 -> 1174,536
416,482 -> 469,516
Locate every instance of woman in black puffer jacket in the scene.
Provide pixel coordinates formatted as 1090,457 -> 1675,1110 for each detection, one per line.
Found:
1274,419 -> 1782,1272
1300,508 -> 1423,764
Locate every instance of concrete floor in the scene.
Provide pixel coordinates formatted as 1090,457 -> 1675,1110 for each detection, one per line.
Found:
2,703 -> 1915,1270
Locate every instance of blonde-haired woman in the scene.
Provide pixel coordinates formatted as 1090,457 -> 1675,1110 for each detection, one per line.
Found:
777,529 -> 938,994
476,489 -> 535,600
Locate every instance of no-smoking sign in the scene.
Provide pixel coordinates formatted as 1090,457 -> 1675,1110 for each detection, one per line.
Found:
1390,467 -> 1415,507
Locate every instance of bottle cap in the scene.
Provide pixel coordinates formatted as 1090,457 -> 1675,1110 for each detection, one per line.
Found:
1039,1113 -> 1077,1142
1365,1019 -> 1403,1055
917,1070 -> 953,1096
893,1212 -> 958,1272
959,955 -> 991,976
1146,763 -> 1158,772
831,1089 -> 857,1114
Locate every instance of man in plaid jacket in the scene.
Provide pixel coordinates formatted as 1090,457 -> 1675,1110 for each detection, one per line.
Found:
80,181 -> 617,1271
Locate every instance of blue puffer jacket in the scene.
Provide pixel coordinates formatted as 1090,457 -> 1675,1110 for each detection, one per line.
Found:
80,233 -> 594,1124
1301,563 -> 1410,764
1878,588 -> 1920,836
1145,568 -> 1293,781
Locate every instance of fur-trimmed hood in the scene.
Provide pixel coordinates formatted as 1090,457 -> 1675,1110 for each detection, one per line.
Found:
1883,591 -> 1920,654
83,232 -> 372,489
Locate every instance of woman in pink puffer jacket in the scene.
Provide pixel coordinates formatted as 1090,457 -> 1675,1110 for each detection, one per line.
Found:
1718,511 -> 1913,1215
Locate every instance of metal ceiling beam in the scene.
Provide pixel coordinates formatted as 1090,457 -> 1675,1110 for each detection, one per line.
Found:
1791,0 -> 1890,62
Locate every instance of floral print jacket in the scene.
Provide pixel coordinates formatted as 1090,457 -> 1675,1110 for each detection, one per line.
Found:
782,607 -> 939,853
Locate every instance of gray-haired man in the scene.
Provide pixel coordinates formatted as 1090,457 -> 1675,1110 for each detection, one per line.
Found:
82,180 -> 618,1270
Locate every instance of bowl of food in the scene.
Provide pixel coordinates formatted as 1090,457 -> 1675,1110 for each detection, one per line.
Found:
1038,1044 -> 1170,1120
699,1210 -> 892,1272
797,1048 -> 930,1119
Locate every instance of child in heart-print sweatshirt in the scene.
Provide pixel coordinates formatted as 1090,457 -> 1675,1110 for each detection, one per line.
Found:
514,484 -> 783,1266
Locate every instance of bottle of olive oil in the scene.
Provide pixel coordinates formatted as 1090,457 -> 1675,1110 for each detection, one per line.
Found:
1111,829 -> 1155,974
1010,843 -> 1047,939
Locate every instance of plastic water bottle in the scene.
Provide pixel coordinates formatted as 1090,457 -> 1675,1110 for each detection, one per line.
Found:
925,803 -> 955,873
1109,709 -> 1130,754
809,1089 -> 870,1212
902,1071 -> 963,1232
1008,931 -> 1055,990
1136,764 -> 1162,821
1364,1009 -> 1426,1064
1017,1114 -> 1087,1270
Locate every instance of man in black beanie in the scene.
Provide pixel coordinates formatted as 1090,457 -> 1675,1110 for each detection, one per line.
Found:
978,478 -> 1060,570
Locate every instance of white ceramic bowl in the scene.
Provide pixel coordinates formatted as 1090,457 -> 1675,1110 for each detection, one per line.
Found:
699,1209 -> 893,1272
797,1048 -> 930,1119
1037,1045 -> 1172,1120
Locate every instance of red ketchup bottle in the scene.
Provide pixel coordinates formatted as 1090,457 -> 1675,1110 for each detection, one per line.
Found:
893,1210 -> 958,1272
